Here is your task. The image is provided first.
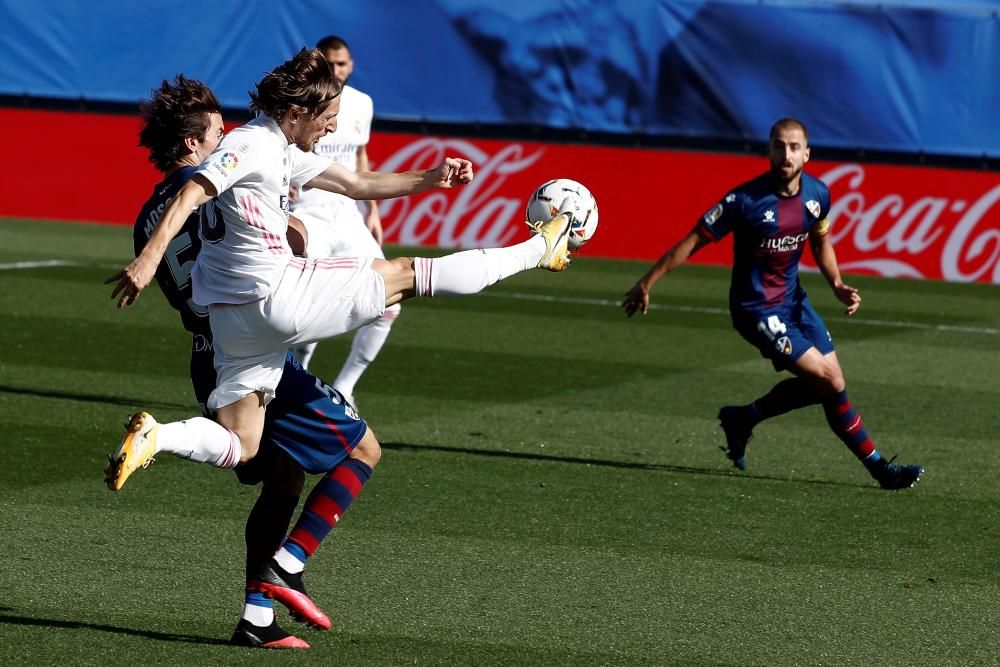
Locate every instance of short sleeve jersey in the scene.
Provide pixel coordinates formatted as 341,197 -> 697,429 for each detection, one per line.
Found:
699,172 -> 831,311
133,166 -> 210,337
291,85 -> 374,222
193,114 -> 332,306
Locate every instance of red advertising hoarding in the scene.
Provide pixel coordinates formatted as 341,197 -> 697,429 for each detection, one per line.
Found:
3,109 -> 999,284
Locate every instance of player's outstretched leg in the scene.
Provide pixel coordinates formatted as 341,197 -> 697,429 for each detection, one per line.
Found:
230,617 -> 310,649
408,213 -> 575,301
105,413 -> 241,491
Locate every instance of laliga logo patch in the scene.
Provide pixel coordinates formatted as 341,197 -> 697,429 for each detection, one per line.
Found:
703,203 -> 724,226
775,336 -> 793,355
219,152 -> 239,171
806,199 -> 821,218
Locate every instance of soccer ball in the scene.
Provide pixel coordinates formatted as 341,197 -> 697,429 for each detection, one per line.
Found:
525,178 -> 599,249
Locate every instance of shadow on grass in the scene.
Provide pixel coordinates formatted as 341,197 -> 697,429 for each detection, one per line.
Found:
382,441 -> 870,489
0,612 -> 230,646
0,384 -> 190,412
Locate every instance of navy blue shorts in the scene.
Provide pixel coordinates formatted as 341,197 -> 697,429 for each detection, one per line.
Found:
191,341 -> 367,477
731,298 -> 835,372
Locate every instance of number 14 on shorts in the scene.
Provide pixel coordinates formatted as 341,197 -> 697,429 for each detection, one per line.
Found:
757,315 -> 792,355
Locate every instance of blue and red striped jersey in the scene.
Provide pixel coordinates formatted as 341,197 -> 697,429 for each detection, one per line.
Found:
699,171 -> 831,310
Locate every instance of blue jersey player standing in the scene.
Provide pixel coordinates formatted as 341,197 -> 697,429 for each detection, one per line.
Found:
122,76 -> 379,649
622,118 -> 923,490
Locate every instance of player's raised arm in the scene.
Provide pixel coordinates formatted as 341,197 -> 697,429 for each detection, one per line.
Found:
622,225 -> 710,317
808,226 -> 861,316
303,157 -> 473,201
106,174 -> 216,309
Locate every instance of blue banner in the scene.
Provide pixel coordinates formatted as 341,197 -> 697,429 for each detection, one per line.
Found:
1,0 -> 997,156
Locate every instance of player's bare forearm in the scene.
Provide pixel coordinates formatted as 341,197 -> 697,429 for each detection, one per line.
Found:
105,176 -> 214,308
145,177 -> 214,259
352,170 -> 428,200
810,233 -> 861,315
622,227 -> 708,317
307,157 -> 473,201
649,229 -> 709,283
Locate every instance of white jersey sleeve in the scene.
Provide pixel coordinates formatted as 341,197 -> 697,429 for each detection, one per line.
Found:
289,145 -> 334,186
198,136 -> 261,198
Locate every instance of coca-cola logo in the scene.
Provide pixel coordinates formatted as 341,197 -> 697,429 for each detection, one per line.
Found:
818,164 -> 1000,283
376,138 -> 543,248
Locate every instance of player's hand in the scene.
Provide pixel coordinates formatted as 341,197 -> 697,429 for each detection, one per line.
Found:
430,158 -> 474,188
833,282 -> 861,316
105,255 -> 157,309
622,282 -> 651,318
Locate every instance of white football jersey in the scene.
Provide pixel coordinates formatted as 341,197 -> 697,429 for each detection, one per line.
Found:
193,115 -> 331,305
292,84 -> 373,223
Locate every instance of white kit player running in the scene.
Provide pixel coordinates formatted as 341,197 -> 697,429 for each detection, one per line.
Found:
105,47 -> 580,491
290,36 -> 391,404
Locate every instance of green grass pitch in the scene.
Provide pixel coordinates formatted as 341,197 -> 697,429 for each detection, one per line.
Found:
1,217 -> 998,665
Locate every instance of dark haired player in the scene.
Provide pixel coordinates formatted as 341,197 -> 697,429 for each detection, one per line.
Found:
622,118 -> 923,490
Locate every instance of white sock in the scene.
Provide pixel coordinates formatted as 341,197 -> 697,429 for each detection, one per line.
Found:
242,602 -> 274,627
274,546 -> 305,574
156,417 -> 241,469
291,342 -> 318,369
413,236 -> 545,297
334,305 -> 399,398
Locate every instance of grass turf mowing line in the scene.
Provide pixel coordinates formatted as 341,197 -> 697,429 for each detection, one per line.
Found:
1,217 -> 999,664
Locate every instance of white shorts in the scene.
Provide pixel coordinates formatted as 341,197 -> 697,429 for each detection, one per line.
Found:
296,207 -> 385,260
207,256 -> 386,410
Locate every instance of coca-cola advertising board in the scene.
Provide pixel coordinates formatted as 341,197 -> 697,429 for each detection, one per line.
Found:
4,109 -> 999,284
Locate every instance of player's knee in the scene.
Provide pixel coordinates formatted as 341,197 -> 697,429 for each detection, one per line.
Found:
814,365 -> 845,395
215,421 -> 262,464
237,438 -> 261,464
351,429 -> 382,469
827,370 -> 846,394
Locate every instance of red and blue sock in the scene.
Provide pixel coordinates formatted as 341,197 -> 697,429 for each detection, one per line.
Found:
822,390 -> 883,471
276,459 -> 373,571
